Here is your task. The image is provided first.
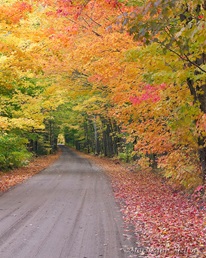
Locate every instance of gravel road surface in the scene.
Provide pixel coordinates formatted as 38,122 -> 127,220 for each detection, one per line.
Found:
0,146 -> 135,258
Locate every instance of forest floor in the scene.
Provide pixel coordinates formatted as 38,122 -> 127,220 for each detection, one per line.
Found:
0,151 -> 61,192
0,147 -> 205,257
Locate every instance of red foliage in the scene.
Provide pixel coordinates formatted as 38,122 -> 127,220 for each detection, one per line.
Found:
130,83 -> 166,105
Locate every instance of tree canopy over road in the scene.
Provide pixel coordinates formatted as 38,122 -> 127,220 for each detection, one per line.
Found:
0,0 -> 206,190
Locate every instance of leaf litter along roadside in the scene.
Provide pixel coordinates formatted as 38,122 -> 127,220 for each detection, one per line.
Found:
76,151 -> 206,258
0,148 -> 205,257
0,151 -> 61,192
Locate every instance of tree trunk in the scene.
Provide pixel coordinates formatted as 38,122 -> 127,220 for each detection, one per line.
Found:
187,78 -> 206,183
198,137 -> 206,183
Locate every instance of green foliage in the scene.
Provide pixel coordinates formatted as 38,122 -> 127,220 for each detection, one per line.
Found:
118,152 -> 132,162
119,0 -> 144,6
118,142 -> 134,162
0,134 -> 32,170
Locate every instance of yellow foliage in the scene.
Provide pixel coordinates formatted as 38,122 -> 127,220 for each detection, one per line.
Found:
0,117 -> 9,131
158,148 -> 202,189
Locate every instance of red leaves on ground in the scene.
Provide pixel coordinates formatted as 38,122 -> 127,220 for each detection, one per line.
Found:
112,172 -> 205,257
84,154 -> 206,258
0,152 -> 60,192
1,149 -> 205,257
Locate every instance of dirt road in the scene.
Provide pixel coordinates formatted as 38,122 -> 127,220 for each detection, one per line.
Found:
0,146 -> 135,258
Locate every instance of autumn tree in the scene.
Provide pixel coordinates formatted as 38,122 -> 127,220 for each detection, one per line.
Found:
0,0 -> 68,166
1,0 -> 205,188
112,0 -> 205,185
